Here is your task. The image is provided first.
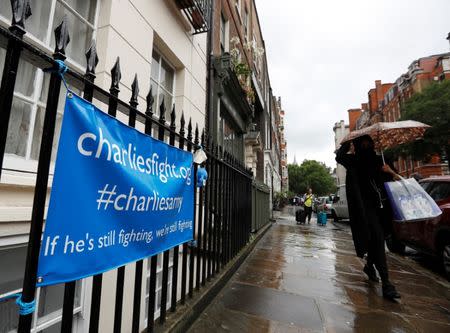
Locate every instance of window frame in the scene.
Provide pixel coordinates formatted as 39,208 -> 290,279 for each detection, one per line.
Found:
150,49 -> 176,116
220,13 -> 229,54
143,250 -> 175,324
0,244 -> 87,333
243,7 -> 249,42
235,0 -> 242,18
0,0 -> 100,175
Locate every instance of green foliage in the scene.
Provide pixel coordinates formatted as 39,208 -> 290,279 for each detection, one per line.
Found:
273,191 -> 289,210
393,80 -> 450,167
288,160 -> 337,196
234,63 -> 251,76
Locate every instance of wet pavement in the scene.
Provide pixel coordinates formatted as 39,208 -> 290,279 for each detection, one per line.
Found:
188,210 -> 450,333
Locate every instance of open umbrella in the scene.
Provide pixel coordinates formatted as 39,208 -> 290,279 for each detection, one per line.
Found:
340,120 -> 431,163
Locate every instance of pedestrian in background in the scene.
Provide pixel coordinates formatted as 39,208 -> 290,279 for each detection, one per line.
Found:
303,188 -> 314,224
335,135 -> 401,300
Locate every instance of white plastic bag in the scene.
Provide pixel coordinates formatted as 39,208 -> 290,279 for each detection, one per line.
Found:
384,178 -> 442,222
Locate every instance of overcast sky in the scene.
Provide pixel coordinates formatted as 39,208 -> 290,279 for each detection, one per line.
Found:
257,0 -> 450,169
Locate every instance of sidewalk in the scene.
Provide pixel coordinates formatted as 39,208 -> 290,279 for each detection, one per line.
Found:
188,211 -> 450,332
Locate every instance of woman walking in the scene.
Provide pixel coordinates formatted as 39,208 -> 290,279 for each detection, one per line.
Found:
335,135 -> 401,300
303,188 -> 314,223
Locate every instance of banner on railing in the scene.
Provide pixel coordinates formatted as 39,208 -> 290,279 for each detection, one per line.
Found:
37,93 -> 194,286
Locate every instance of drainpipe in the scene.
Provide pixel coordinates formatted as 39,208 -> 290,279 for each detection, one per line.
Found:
205,1 -> 215,141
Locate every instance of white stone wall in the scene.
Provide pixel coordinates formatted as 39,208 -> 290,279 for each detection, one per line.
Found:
0,1 -> 207,332
333,120 -> 349,186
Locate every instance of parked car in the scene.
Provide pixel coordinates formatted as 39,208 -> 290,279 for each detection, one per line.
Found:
387,176 -> 450,280
331,185 -> 349,222
314,196 -> 333,217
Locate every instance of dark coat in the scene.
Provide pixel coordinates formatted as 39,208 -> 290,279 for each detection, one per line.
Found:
335,144 -> 394,258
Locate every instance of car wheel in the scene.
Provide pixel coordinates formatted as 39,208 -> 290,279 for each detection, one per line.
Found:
332,210 -> 339,222
443,244 -> 450,281
386,235 -> 405,255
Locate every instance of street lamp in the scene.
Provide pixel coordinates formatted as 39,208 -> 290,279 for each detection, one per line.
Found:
447,32 -> 450,49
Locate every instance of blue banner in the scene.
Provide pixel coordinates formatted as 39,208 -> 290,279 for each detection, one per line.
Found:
37,92 -> 194,286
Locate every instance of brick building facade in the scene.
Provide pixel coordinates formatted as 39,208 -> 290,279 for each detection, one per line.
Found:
348,52 -> 450,178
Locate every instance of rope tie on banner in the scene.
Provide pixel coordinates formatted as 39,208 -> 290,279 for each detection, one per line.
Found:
0,293 -> 36,315
43,59 -> 69,90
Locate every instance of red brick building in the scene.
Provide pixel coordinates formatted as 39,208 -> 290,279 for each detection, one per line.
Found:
380,53 -> 450,177
348,53 -> 450,177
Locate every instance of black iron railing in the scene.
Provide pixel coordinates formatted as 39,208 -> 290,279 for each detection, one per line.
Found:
175,0 -> 211,34
0,3 -> 256,332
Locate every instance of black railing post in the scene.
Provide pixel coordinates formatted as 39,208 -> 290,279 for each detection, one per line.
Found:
148,99 -> 167,331
114,74 -> 139,333
159,102 -> 171,324
0,0 -> 30,180
145,87 -> 154,136
213,146 -> 221,274
200,130 -> 208,286
132,87 -> 154,333
18,16 -> 69,333
89,56 -> 122,333
223,152 -> 230,265
171,110 -> 185,312
195,126 -> 203,291
207,141 -> 215,279
188,120 -> 196,298
61,39 -> 98,333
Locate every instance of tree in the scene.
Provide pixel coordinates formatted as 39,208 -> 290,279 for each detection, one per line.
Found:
288,160 -> 337,196
396,80 -> 450,169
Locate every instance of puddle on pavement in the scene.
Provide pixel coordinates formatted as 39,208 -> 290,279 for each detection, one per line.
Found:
189,216 -> 450,333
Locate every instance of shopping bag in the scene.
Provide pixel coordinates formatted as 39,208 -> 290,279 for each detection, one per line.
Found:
384,178 -> 442,222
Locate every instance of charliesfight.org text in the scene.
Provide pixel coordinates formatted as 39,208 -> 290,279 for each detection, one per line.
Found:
76,127 -> 192,185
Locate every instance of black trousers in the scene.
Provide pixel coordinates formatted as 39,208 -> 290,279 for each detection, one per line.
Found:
304,206 -> 312,222
366,205 -> 390,283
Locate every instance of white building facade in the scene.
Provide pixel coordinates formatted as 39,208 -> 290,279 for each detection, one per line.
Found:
0,1 -> 206,332
333,120 -> 349,186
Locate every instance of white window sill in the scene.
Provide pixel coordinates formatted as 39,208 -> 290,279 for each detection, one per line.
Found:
1,155 -> 55,188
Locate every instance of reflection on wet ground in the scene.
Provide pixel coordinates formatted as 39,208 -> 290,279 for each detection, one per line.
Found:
188,211 -> 450,333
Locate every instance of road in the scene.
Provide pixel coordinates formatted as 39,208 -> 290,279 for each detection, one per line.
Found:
188,209 -> 450,333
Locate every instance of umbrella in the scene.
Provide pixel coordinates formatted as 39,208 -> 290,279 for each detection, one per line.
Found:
340,120 -> 431,163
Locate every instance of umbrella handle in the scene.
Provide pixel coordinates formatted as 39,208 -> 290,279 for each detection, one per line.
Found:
381,150 -> 386,165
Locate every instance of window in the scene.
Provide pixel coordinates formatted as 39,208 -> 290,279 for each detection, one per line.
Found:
144,251 -> 174,322
150,51 -> 175,114
428,182 -> 450,202
235,0 -> 241,16
243,8 -> 249,41
0,0 -> 98,171
220,13 -> 229,54
218,104 -> 244,161
0,0 -> 97,66
0,246 -> 83,332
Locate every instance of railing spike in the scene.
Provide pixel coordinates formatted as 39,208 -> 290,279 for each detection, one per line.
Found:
130,74 -> 139,105
159,97 -> 166,123
201,128 -> 205,147
146,86 -> 154,117
187,118 -> 193,142
54,15 -> 70,56
180,111 -> 186,136
170,105 -> 176,131
85,39 -> 99,75
194,124 -> 199,146
110,57 -> 121,91
10,0 -> 31,32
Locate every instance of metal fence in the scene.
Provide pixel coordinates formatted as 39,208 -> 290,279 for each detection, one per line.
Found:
251,181 -> 271,233
0,11 -> 256,333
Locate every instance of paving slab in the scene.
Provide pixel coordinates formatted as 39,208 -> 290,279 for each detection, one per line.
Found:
188,212 -> 450,333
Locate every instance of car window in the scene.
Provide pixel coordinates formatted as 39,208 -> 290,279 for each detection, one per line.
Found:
420,181 -> 433,193
428,182 -> 450,201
